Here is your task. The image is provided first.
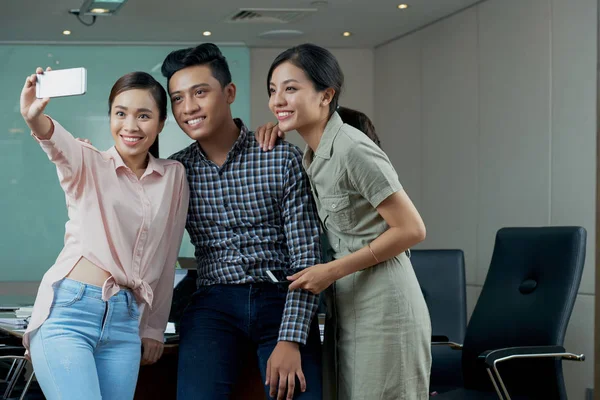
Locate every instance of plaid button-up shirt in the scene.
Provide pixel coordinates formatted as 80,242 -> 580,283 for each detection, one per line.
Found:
169,119 -> 321,344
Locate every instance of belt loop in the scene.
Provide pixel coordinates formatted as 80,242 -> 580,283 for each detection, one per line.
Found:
76,281 -> 86,301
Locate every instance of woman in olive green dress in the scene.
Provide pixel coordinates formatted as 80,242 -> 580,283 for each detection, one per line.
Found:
264,43 -> 432,400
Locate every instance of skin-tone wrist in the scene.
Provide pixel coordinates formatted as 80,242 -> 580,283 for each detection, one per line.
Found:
328,261 -> 344,281
279,340 -> 300,349
29,115 -> 53,139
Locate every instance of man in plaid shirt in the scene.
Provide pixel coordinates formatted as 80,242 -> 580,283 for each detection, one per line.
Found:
162,43 -> 323,400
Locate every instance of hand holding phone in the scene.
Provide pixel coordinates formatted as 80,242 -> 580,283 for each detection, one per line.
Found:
20,67 -> 53,132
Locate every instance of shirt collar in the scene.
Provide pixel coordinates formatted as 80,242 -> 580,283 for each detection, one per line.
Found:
304,112 -> 343,164
192,118 -> 250,162
106,147 -> 165,176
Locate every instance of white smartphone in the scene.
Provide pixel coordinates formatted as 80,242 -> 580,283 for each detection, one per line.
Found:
36,67 -> 87,99
265,270 -> 290,285
265,270 -> 279,283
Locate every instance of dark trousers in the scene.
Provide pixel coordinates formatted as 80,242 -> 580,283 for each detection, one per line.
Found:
177,283 -> 322,400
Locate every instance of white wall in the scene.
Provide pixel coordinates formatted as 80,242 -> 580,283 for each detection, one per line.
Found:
374,0 -> 597,398
250,47 -> 374,149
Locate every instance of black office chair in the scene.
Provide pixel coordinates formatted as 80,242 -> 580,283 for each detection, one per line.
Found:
433,227 -> 586,399
411,249 -> 467,394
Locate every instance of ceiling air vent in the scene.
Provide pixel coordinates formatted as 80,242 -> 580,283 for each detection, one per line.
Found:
226,8 -> 317,24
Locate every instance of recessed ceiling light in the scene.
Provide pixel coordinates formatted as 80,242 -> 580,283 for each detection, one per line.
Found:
203,31 -> 212,36
63,30 -> 71,35
343,31 -> 352,37
398,3 -> 409,9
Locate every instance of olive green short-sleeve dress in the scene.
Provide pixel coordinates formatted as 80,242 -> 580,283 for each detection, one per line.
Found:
303,112 -> 432,400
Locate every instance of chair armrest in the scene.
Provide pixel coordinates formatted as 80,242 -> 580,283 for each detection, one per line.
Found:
479,345 -> 585,368
0,346 -> 26,357
431,335 -> 463,350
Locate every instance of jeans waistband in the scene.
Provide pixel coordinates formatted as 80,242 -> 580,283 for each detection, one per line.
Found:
54,278 -> 133,303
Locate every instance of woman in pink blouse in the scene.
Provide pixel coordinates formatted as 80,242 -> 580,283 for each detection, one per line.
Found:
19,67 -> 189,400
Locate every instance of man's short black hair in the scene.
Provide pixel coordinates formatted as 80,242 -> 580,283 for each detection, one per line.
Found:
161,43 -> 232,89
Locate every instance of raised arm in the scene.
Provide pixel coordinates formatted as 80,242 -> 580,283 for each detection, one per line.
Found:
21,67 -> 86,196
20,68 -> 53,139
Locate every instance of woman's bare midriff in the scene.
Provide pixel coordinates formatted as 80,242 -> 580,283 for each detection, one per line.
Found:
66,257 -> 112,287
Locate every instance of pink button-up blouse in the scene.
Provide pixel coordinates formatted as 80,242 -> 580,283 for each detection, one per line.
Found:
23,118 -> 189,349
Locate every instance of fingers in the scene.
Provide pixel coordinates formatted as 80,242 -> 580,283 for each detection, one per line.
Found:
141,344 -> 150,365
265,358 -> 271,385
268,124 -> 279,151
287,269 -> 308,281
288,276 -> 318,293
260,122 -> 277,151
286,373 -> 295,400
40,97 -> 50,110
288,278 -> 302,291
27,66 -> 49,87
141,342 -> 162,365
287,269 -> 309,291
143,349 -> 156,365
287,273 -> 299,281
297,369 -> 307,392
24,75 -> 32,88
257,126 -> 265,148
277,372 -> 287,400
143,342 -> 153,365
269,364 -> 279,398
23,73 -> 38,90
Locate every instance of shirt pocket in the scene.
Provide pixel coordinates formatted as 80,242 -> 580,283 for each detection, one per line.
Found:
320,194 -> 356,232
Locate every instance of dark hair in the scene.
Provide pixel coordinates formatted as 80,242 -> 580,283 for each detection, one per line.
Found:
337,106 -> 381,148
161,43 -> 232,89
267,43 -> 344,116
108,72 -> 167,121
108,72 -> 166,157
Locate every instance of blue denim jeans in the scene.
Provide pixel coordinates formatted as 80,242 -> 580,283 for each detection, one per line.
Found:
29,278 -> 142,400
177,283 -> 322,400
